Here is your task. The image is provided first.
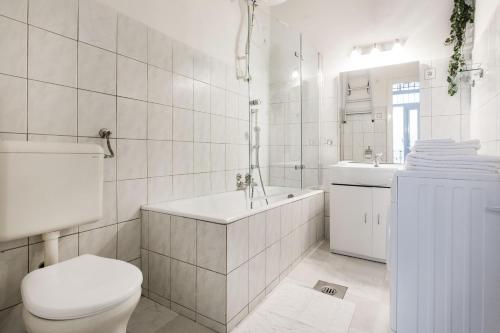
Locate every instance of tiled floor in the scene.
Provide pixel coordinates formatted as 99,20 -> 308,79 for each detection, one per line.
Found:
285,242 -> 390,333
129,241 -> 390,333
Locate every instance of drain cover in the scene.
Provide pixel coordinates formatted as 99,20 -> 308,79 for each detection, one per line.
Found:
313,280 -> 348,299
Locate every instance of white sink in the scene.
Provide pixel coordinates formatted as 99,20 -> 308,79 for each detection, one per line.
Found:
329,161 -> 404,187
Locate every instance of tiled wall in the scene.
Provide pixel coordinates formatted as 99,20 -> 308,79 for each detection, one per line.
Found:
140,192 -> 325,333
471,3 -> 500,155
0,0 -> 258,329
418,57 -> 471,142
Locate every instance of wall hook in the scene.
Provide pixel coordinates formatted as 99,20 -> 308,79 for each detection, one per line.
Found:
98,128 -> 114,159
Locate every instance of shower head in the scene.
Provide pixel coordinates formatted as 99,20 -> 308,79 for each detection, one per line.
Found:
254,0 -> 288,6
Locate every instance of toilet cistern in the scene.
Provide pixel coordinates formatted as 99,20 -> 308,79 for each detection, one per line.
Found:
0,141 -> 104,266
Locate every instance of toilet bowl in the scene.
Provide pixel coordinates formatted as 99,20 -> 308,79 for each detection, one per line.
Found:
21,254 -> 143,333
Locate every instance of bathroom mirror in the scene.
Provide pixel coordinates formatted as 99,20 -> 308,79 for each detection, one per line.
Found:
338,61 -> 420,164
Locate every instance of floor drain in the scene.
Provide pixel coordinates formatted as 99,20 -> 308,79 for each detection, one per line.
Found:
320,286 -> 337,295
313,280 -> 348,299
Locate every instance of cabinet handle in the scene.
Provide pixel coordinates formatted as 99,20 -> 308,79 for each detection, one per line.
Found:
377,214 -> 380,225
364,213 -> 367,224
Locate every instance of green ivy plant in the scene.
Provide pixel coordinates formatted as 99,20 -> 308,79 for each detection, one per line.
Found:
445,0 -> 475,96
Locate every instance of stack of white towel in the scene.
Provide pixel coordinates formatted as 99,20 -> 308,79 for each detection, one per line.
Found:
405,139 -> 500,174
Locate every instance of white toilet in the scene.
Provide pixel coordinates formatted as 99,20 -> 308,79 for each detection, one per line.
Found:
21,255 -> 142,333
0,141 -> 142,333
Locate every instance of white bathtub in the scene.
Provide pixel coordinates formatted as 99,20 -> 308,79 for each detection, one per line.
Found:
142,186 -> 323,224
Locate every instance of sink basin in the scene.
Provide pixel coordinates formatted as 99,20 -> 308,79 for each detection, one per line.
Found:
328,161 -> 404,187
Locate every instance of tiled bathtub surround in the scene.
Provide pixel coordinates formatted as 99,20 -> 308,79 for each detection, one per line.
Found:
141,191 -> 325,332
0,0 -> 261,327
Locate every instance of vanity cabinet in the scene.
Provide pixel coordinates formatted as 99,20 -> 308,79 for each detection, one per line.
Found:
330,184 -> 391,262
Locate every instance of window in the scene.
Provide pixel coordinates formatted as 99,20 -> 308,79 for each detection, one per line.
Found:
392,82 -> 420,163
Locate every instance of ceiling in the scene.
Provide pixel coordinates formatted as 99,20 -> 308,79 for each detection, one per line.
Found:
270,0 -> 454,73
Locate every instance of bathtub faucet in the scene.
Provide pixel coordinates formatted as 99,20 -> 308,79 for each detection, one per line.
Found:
236,173 -> 256,190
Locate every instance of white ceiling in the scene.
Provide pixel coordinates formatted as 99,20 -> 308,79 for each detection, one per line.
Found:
270,0 -> 454,74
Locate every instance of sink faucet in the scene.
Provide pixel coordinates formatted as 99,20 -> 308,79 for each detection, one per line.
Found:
374,153 -> 383,167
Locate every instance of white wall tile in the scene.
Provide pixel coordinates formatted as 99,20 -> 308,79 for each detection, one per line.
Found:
148,176 -> 173,204
197,221 -> 226,274
78,224 -> 117,259
148,212 -> 170,256
28,80 -> 77,135
0,246 -> 27,309
172,108 -> 193,141
227,218 -> 249,273
117,219 -> 140,261
194,111 -> 210,142
148,140 -> 172,177
0,0 -> 27,22
211,115 -> 226,143
78,90 -> 116,137
148,66 -> 172,106
148,28 -> 172,71
28,0 -> 78,39
194,51 -> 210,83
211,87 -> 225,116
171,259 -> 196,310
227,262 -> 249,321
172,174 -> 194,199
149,252 -> 171,299
28,27 -> 77,87
194,80 -> 210,113
170,216 -> 196,264
210,59 -> 226,89
78,0 -> 117,51
210,143 -> 225,171
173,74 -> 194,110
117,14 -> 147,62
148,103 -> 173,141
117,55 -> 147,100
0,16 -> 27,77
248,251 -> 265,301
194,142 -> 210,173
117,139 -> 147,180
196,267 -> 226,323
194,173 -> 211,196
265,241 -> 280,286
117,178 -> 147,222
173,141 -> 193,174
117,97 -> 147,139
249,213 -> 265,258
265,207 -> 281,246
78,42 -> 116,94
0,74 -> 26,133
173,41 -> 193,78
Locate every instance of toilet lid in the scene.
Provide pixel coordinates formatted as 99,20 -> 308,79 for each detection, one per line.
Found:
21,254 -> 143,320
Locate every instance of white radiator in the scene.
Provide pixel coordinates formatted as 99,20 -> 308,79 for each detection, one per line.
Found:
390,171 -> 500,333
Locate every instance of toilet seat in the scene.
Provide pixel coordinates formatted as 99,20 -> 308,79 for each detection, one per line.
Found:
21,254 -> 143,320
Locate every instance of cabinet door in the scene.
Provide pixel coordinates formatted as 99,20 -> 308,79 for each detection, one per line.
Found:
331,185 -> 372,257
372,187 -> 391,260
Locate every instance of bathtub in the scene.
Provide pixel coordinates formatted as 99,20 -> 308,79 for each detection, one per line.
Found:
140,186 -> 325,331
142,186 -> 323,224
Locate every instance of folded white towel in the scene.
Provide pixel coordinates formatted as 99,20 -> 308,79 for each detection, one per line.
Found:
406,165 -> 499,174
412,139 -> 481,152
405,140 -> 500,174
407,153 -> 500,165
411,148 -> 479,155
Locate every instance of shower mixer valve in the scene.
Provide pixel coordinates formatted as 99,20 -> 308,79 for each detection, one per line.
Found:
236,173 -> 257,190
